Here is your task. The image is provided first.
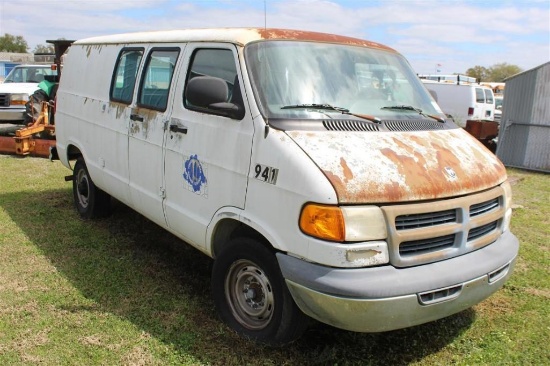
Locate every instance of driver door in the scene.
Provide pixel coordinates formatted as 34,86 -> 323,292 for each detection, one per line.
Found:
163,44 -> 254,249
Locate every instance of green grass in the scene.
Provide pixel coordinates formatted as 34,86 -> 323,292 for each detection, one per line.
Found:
0,155 -> 548,365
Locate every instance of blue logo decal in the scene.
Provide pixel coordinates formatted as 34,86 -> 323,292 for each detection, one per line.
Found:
183,154 -> 207,193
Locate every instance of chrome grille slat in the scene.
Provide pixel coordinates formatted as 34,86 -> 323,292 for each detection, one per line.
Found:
468,221 -> 498,241
470,198 -> 499,217
400,234 -> 455,255
396,209 -> 456,230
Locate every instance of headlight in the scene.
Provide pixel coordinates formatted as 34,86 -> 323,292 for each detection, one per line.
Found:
299,204 -> 387,242
341,206 -> 387,241
501,180 -> 513,210
10,93 -> 30,106
501,181 -> 513,232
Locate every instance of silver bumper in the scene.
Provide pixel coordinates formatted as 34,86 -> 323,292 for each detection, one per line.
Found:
0,108 -> 25,122
277,231 -> 519,332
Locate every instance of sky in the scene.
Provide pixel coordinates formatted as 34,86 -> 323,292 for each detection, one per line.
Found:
0,0 -> 549,74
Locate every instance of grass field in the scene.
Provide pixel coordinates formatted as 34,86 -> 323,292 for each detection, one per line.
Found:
0,155 -> 548,365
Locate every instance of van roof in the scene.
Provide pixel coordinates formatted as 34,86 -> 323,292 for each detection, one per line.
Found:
421,80 -> 493,90
12,64 -> 51,68
74,28 -> 396,52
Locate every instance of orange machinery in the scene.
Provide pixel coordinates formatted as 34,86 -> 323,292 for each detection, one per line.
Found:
0,40 -> 73,159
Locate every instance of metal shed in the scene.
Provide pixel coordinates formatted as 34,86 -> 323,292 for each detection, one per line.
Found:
496,61 -> 550,172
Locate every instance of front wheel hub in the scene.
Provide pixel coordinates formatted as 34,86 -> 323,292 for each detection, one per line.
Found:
225,259 -> 275,330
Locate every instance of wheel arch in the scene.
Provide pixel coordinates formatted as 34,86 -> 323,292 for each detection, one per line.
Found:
210,217 -> 275,260
67,143 -> 83,163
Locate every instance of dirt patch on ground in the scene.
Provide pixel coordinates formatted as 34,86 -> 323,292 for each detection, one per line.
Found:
524,288 -> 550,299
507,176 -> 524,185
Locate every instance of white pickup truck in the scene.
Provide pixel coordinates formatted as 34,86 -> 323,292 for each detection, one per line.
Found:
0,64 -> 56,122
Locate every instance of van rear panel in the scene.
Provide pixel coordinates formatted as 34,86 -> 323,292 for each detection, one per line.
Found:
423,82 -> 496,126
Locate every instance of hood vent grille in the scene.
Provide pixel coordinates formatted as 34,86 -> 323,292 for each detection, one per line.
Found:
323,119 -> 380,132
385,119 -> 445,131
321,119 -> 445,132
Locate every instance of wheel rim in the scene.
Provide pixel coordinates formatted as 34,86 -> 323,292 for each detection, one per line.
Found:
76,169 -> 90,209
225,259 -> 274,330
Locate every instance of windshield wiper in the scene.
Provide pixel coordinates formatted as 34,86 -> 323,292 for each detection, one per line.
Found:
381,105 -> 445,123
281,103 -> 381,124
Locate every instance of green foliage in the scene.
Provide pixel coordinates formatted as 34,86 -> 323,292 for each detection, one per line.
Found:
466,63 -> 523,82
33,44 -> 55,54
465,65 -> 488,81
0,33 -> 28,53
488,63 -> 523,82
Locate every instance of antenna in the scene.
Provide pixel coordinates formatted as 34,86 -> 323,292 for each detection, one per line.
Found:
263,0 -> 269,136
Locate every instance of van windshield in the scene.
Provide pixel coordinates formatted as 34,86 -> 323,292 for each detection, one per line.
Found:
245,41 -> 442,120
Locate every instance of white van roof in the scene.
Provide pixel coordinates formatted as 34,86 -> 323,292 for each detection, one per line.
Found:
74,28 -> 396,52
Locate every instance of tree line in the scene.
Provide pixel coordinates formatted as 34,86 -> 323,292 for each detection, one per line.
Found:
465,63 -> 523,83
0,33 -> 55,54
0,33 -> 523,82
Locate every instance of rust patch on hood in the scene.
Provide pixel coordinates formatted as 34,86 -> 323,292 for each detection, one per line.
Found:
340,157 -> 354,182
288,129 -> 507,204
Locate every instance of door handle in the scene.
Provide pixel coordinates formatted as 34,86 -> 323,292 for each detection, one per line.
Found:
130,114 -> 144,122
169,124 -> 188,134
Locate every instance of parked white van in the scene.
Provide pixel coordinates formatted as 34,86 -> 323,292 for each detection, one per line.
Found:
422,80 -> 496,127
55,28 -> 518,345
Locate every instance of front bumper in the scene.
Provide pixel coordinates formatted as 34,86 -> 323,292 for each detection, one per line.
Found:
0,108 -> 25,122
277,230 -> 519,332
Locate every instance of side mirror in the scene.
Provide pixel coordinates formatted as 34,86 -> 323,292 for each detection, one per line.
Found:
185,76 -> 243,119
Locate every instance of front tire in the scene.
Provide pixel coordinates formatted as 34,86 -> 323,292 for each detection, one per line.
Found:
211,238 -> 308,346
72,158 -> 111,219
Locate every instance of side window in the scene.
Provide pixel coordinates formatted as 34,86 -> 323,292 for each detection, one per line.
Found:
110,48 -> 144,104
484,89 -> 494,104
475,88 -> 485,103
184,48 -> 243,119
138,48 -> 179,111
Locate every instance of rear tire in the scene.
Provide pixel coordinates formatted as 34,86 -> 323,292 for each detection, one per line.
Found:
72,158 -> 111,219
211,238 -> 308,346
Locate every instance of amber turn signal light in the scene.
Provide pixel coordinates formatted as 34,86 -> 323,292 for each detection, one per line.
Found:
299,204 -> 345,242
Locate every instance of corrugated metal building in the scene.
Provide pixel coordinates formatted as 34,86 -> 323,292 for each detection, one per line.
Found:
496,61 -> 550,172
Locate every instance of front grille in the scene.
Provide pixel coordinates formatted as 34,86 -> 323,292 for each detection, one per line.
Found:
323,119 -> 380,132
0,93 -> 9,107
382,185 -> 506,267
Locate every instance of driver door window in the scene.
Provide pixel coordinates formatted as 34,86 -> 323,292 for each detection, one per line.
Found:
184,48 -> 241,116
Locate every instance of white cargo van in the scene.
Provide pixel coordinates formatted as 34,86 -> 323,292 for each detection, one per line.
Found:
55,28 -> 518,345
422,80 -> 496,127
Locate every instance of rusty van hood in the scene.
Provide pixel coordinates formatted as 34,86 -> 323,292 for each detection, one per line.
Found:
287,129 -> 507,203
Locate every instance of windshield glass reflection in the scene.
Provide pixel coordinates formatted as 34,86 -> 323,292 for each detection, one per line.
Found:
245,41 -> 441,120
